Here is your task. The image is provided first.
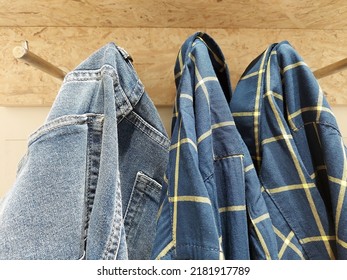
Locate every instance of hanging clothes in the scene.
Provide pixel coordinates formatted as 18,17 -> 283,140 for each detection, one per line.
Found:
152,32 -> 278,260
231,41 -> 347,259
0,43 -> 169,260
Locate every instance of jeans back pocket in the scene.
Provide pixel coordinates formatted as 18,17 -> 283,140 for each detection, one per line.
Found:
123,171 -> 162,259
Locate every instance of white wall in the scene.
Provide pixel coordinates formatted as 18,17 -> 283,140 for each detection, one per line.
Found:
0,106 -> 346,197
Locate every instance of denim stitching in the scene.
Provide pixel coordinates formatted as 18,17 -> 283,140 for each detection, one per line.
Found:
28,114 -> 104,145
125,111 -> 170,150
64,65 -> 118,83
103,174 -> 123,260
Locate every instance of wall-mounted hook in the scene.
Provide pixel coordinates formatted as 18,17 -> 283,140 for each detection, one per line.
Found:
13,40 -> 67,81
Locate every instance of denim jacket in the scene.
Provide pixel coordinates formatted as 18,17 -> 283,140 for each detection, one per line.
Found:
152,32 -> 278,260
0,43 -> 169,259
231,41 -> 347,259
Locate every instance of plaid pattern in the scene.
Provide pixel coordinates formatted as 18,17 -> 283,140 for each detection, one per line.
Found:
151,32 -> 278,260
231,41 -> 347,259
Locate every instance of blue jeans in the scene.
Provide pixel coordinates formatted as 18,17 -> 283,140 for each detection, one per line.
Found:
0,43 -> 169,260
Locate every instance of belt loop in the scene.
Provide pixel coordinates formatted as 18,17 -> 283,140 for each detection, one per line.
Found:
117,46 -> 133,62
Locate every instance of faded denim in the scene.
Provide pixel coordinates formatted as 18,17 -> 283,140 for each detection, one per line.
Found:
0,43 -> 169,260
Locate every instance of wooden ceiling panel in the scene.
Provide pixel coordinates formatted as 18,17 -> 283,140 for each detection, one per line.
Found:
1,27 -> 347,106
1,0 -> 347,29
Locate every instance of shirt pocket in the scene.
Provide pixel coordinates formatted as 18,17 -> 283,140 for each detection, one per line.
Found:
123,171 -> 162,260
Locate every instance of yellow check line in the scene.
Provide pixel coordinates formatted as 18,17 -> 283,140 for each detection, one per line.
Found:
337,238 -> 347,249
180,93 -> 193,101
267,54 -> 334,259
282,61 -> 308,74
240,70 -> 263,80
239,50 -> 276,81
250,213 -> 272,259
252,213 -> 270,224
334,139 -> 347,242
301,235 -> 336,244
219,205 -> 246,213
261,134 -> 293,145
169,196 -> 211,204
189,53 -> 210,105
267,183 -> 315,194
197,130 -> 212,144
233,112 -> 261,117
172,119 -> 182,244
278,231 -> 295,259
197,35 -> 226,72
195,77 -> 219,91
273,227 -> 305,259
328,175 -> 347,185
155,240 -> 175,260
303,236 -> 347,250
212,121 -> 235,129
264,90 -> 283,100
170,138 -> 197,152
244,164 -> 254,173
197,121 -> 235,144
288,106 -> 334,120
254,49 -> 269,170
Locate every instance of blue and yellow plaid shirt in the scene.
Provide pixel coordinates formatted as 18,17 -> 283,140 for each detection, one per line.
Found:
152,32 -> 279,260
231,41 -> 347,259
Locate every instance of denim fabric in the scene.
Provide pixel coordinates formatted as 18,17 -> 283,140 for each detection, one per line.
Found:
231,41 -> 347,259
0,43 -> 169,260
152,32 -> 278,260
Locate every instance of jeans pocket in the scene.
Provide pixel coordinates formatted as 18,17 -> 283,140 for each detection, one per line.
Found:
0,114 -> 105,259
124,171 -> 162,259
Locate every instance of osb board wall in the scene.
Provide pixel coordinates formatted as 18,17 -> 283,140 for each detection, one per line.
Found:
1,1 -> 347,106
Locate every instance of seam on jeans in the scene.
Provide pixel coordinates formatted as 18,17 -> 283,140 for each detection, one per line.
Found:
103,205 -> 120,260
135,172 -> 162,194
124,111 -> 170,150
82,118 -> 93,257
103,173 -> 123,259
124,172 -> 162,233
82,116 -> 104,259
123,187 -> 143,242
64,65 -> 118,83
28,114 -> 103,145
123,175 -> 139,233
127,79 -> 145,112
114,83 -> 132,118
29,115 -> 87,144
115,79 -> 145,123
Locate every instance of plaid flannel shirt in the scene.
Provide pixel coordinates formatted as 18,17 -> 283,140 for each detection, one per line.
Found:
231,41 -> 347,259
151,32 -> 278,260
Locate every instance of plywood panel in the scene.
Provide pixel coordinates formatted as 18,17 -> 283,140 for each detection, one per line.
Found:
0,0 -> 347,30
1,27 -> 347,107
